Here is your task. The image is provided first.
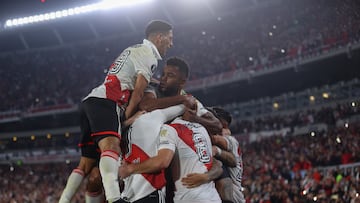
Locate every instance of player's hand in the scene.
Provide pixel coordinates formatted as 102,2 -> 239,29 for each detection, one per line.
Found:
182,108 -> 197,122
181,173 -> 209,188
210,135 -> 222,145
182,95 -> 197,110
118,161 -> 133,180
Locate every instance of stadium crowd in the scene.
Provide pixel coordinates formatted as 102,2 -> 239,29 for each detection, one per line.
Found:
242,123 -> 360,203
1,123 -> 360,203
230,101 -> 359,134
1,0 -> 360,112
0,162 -> 85,203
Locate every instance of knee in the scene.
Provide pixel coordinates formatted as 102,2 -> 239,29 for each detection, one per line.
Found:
78,157 -> 97,175
98,136 -> 120,152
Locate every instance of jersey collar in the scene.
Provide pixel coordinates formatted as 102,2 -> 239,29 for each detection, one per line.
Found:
143,39 -> 162,60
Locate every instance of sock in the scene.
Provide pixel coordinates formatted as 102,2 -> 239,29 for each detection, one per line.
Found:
59,168 -> 85,203
85,191 -> 104,203
99,150 -> 120,202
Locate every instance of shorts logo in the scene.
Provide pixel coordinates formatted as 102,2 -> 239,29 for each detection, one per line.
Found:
109,50 -> 131,74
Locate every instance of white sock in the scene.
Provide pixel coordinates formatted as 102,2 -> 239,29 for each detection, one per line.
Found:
99,150 -> 120,202
85,191 -> 104,203
59,168 -> 85,203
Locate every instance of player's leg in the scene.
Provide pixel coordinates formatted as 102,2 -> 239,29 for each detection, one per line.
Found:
87,98 -> 122,203
60,103 -> 97,203
97,136 -> 121,203
85,167 -> 104,203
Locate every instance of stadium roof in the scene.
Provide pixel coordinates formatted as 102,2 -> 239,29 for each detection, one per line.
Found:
0,0 -> 99,24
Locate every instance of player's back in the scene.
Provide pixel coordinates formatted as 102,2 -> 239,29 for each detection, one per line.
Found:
168,118 -> 221,203
85,40 -> 159,105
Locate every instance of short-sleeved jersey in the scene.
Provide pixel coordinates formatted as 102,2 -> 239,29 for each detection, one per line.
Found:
120,105 -> 184,202
224,135 -> 245,203
85,39 -> 161,105
159,118 -> 221,203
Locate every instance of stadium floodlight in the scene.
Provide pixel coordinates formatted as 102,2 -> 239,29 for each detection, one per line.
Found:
99,0 -> 153,10
3,0 -> 153,29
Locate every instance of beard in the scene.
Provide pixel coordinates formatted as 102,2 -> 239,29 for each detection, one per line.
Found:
160,85 -> 179,97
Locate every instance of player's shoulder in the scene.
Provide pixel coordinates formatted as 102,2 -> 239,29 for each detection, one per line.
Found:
127,43 -> 153,56
161,124 -> 180,137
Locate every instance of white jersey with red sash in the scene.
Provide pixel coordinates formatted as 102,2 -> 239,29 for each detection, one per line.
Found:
120,105 -> 184,202
160,118 -> 221,203
84,39 -> 161,106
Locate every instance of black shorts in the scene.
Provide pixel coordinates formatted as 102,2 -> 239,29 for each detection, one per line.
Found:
119,190 -> 165,203
79,97 -> 124,159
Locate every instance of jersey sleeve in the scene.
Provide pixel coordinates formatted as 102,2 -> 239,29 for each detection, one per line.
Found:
158,125 -> 177,152
132,47 -> 157,83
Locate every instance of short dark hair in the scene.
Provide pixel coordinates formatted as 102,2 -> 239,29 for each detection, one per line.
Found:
207,107 -> 232,125
145,20 -> 173,38
166,57 -> 190,79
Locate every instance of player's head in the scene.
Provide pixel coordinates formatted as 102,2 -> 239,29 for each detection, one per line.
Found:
145,20 -> 173,57
207,107 -> 232,129
159,57 -> 189,96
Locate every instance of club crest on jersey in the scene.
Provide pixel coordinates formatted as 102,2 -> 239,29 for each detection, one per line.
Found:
160,128 -> 168,137
109,50 -> 131,74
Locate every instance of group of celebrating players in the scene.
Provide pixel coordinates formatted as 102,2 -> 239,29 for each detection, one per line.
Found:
58,20 -> 245,203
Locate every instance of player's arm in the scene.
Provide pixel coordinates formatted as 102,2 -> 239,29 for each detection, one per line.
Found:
125,74 -> 148,119
211,135 -> 229,150
122,110 -> 146,128
119,124 -> 177,179
119,149 -> 174,179
212,145 -> 236,167
139,93 -> 195,112
182,109 -> 222,135
211,135 -> 236,167
181,159 -> 223,188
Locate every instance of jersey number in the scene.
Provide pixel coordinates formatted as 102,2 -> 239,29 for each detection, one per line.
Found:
108,50 -> 131,74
